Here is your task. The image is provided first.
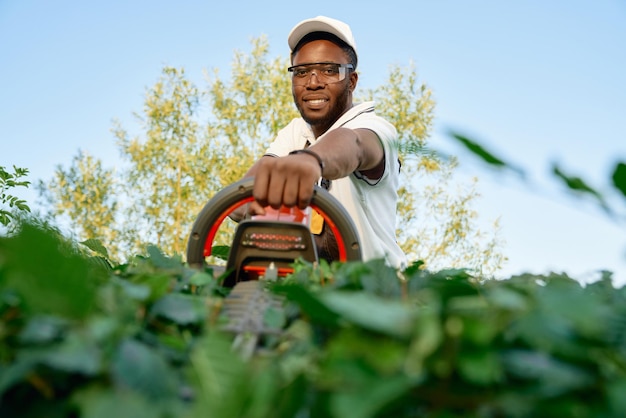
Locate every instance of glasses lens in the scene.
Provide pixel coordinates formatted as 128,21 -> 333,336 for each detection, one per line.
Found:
288,63 -> 352,86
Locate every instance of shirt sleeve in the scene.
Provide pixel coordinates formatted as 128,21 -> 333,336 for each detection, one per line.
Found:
342,113 -> 400,185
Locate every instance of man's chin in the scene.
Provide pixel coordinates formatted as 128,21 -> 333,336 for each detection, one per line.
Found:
302,112 -> 330,127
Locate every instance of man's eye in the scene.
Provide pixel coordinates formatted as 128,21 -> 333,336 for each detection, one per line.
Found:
294,69 -> 309,77
321,66 -> 340,75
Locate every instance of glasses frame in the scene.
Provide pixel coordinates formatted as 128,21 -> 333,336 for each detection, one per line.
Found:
287,62 -> 354,86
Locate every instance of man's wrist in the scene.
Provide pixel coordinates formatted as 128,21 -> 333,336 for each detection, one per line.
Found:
289,149 -> 325,176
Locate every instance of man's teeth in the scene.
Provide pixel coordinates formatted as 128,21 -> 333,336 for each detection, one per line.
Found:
308,99 -> 326,104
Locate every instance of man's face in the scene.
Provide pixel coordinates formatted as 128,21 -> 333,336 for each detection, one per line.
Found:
291,39 -> 356,136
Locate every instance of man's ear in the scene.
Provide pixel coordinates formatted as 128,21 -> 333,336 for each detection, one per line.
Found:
349,71 -> 358,92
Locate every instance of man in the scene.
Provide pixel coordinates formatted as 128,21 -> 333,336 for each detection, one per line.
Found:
241,16 -> 407,269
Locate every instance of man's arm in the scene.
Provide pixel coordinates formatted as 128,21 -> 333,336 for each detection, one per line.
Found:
310,127 -> 385,179
252,127 -> 384,211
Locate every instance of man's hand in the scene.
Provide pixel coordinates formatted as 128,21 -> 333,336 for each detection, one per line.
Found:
252,153 -> 322,211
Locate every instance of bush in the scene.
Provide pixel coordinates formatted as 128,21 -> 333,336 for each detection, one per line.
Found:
1,222 -> 626,417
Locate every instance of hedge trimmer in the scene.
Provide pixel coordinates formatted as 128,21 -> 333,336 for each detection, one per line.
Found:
186,177 -> 361,356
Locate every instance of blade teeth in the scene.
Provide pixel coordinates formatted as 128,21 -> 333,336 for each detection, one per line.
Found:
220,281 -> 285,340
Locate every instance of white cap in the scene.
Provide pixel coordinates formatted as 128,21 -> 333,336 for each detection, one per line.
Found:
288,16 -> 357,56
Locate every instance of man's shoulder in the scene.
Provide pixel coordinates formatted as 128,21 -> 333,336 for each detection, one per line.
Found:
345,102 -> 392,124
349,101 -> 376,116
341,102 -> 397,137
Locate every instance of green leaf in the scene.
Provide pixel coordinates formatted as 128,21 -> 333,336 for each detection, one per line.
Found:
211,245 -> 230,261
537,277 -> 610,338
552,163 -> 611,215
264,305 -> 286,329
85,315 -> 119,344
73,386 -> 167,418
148,293 -> 206,326
325,329 -> 407,375
39,332 -> 102,375
0,357 -> 36,396
146,245 -> 182,270
319,291 -> 418,338
187,332 -> 252,416
18,315 -> 68,345
350,258 -> 403,297
0,223 -> 103,318
188,270 -> 214,286
503,350 -> 594,396
273,283 -> 342,327
81,238 -> 110,258
403,259 -> 425,277
449,131 -> 525,177
15,201 -> 31,212
458,349 -> 503,385
485,286 -> 528,311
330,372 -> 414,418
461,316 -> 500,346
111,338 -> 177,399
606,378 -> 626,416
7,332 -> 101,381
405,307 -> 442,376
114,277 -> 151,301
611,161 -> 626,199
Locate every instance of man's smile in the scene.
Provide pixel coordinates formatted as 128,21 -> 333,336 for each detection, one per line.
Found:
303,96 -> 329,109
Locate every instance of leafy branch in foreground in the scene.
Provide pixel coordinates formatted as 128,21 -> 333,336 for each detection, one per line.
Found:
0,165 -> 31,228
448,132 -> 526,178
447,130 -> 626,224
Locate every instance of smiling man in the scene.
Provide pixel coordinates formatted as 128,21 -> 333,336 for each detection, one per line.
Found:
242,16 -> 406,268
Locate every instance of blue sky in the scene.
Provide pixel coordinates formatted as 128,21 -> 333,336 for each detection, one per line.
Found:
2,1 -> 625,283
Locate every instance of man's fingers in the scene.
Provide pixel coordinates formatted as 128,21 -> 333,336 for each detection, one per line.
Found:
252,161 -> 272,207
282,173 -> 304,208
266,174 -> 287,209
297,176 -> 315,209
247,200 -> 265,216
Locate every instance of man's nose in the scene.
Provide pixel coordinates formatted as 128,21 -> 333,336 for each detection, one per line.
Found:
306,71 -> 323,87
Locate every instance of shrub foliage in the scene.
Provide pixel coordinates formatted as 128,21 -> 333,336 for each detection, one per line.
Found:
1,223 -> 625,417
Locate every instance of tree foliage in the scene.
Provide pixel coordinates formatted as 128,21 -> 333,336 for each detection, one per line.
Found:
113,67 -> 210,256
207,36 -> 298,155
38,37 -> 503,274
362,64 -> 504,274
37,151 -> 120,256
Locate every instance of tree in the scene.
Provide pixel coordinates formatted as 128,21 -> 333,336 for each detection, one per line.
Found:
39,38 -> 503,274
113,67 -> 211,256
37,151 -> 120,258
205,36 -> 299,186
363,64 -> 504,275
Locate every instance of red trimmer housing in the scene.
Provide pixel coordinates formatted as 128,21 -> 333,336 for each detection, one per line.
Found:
186,177 -> 362,287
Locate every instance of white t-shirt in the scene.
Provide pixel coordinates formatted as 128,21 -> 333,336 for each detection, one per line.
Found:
265,101 -> 407,269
